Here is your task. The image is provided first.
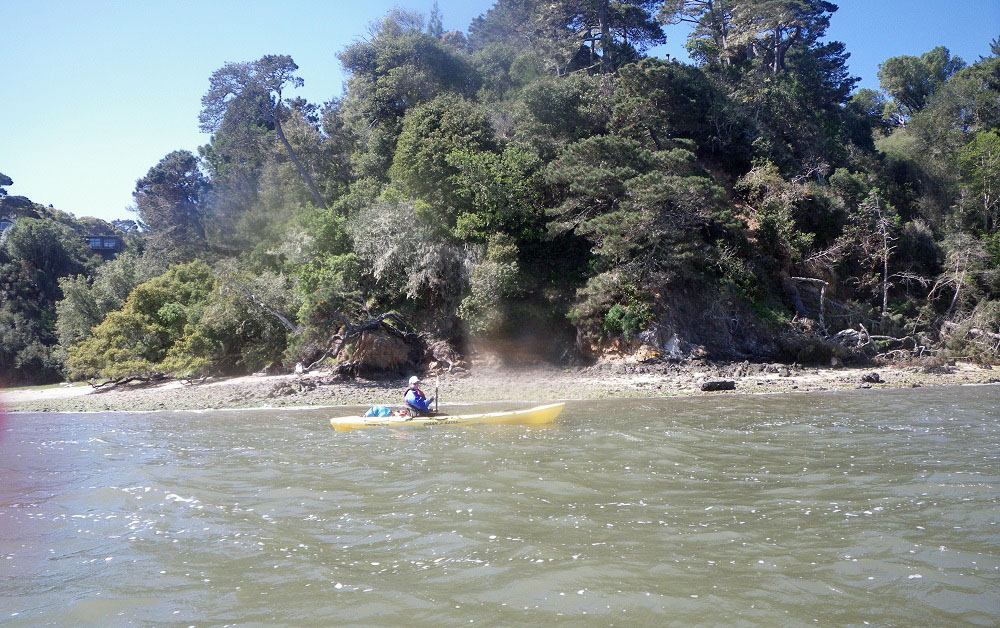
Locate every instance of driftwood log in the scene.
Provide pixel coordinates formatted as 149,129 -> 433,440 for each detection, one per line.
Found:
701,380 -> 736,392
89,374 -> 165,390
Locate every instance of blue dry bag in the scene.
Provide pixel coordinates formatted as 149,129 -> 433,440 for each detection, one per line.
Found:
363,405 -> 393,417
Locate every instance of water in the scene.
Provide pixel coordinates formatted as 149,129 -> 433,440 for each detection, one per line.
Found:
1,386 -> 998,627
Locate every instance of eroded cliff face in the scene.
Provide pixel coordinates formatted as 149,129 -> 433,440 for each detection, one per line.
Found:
568,283 -> 865,367
568,285 -> 779,364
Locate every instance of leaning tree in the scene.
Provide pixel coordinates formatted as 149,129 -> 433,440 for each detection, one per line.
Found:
200,54 -> 328,210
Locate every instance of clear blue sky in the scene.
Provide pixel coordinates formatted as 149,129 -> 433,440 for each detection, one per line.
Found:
2,0 -> 996,223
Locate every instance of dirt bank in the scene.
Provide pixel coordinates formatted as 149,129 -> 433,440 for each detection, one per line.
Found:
4,359 -> 997,414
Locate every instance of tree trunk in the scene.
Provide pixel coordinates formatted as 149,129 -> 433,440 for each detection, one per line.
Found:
945,252 -> 968,318
236,283 -> 299,335
772,25 -> 781,74
880,211 -> 890,319
772,26 -> 800,74
983,151 -> 994,232
882,246 -> 889,319
273,101 -> 328,210
599,1 -> 612,72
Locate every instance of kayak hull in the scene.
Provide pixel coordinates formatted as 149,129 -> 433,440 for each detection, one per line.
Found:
330,402 -> 565,432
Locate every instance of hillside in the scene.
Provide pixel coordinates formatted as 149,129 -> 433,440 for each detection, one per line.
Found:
2,1 -> 998,386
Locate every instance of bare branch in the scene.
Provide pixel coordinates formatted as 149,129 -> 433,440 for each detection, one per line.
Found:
234,283 -> 299,335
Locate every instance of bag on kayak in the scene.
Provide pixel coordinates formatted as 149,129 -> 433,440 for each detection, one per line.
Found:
363,405 -> 393,417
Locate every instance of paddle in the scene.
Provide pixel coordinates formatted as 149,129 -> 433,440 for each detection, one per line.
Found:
434,373 -> 440,413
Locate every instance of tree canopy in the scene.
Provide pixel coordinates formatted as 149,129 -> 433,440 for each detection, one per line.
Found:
4,2 -> 999,386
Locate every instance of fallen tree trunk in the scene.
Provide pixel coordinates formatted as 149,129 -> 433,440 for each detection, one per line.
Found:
832,324 -> 916,354
89,375 -> 163,390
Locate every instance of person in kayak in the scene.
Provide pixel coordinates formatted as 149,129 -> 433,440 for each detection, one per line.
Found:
404,376 -> 435,416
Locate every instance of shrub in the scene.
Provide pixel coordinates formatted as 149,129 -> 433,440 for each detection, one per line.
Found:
458,235 -> 522,335
65,261 -> 215,380
603,302 -> 653,338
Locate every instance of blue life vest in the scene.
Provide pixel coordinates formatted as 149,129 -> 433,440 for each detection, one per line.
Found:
404,388 -> 432,412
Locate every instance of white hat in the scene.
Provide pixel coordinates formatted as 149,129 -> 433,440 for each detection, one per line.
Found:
408,376 -> 421,385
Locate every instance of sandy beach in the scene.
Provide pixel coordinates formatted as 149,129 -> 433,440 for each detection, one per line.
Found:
3,359 -> 997,413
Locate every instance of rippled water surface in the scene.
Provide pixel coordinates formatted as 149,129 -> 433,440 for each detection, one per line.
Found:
1,386 -> 998,627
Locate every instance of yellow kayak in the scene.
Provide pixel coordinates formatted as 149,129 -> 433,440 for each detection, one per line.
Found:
330,402 -> 565,432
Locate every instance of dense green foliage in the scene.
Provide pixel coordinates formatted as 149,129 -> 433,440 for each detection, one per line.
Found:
3,3 -> 999,384
0,195 -> 111,384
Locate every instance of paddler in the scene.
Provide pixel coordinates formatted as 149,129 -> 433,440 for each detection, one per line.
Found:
404,375 -> 435,417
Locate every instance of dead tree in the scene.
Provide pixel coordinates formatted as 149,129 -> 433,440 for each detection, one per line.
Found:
790,277 -> 829,332
865,193 -> 897,320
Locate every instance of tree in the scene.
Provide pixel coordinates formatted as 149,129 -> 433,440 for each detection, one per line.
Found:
748,37 -> 856,168
348,197 -> 471,314
878,46 -> 965,122
876,52 -> 1000,227
389,94 -> 496,211
56,252 -> 149,351
447,146 -> 544,243
843,88 -> 891,146
65,261 -> 217,381
666,0 -> 840,75
0,172 -> 11,196
3,217 -> 93,304
55,274 -> 102,352
111,218 -> 140,234
569,0 -> 665,73
427,1 -> 444,38
512,73 -> 612,159
735,162 -> 815,268
338,15 -> 480,179
458,234 -> 524,335
667,1 -> 855,171
200,54 -> 328,210
732,0 -> 839,75
957,130 -> 1000,234
133,150 -> 209,261
546,135 -> 728,333
659,0 -> 736,67
0,217 -> 96,383
470,0 -> 664,74
857,193 -> 899,319
927,233 -> 994,321
196,263 -> 301,374
611,58 -> 735,155
828,190 -> 903,322
469,0 -> 582,74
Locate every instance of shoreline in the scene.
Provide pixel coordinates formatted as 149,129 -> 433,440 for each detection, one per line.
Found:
4,360 -> 997,414
5,381 -> 999,416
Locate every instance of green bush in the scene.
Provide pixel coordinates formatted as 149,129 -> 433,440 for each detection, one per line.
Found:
457,235 -> 522,335
603,301 -> 653,338
65,261 -> 215,380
